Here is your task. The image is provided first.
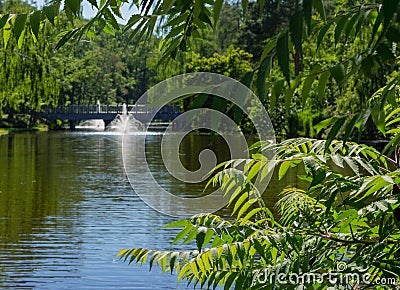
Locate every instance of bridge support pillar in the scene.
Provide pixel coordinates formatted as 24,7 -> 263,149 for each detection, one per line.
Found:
104,120 -> 111,128
69,120 -> 76,130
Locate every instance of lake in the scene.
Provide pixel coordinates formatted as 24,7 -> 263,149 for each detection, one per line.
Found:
0,131 -> 302,289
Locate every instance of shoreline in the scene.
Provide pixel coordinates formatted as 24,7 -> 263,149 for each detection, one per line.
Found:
0,127 -> 48,134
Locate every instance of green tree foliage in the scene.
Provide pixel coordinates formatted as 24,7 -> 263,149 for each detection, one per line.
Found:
184,45 -> 254,128
0,0 -> 180,124
214,2 -> 241,52
0,0 -> 59,119
236,0 -> 298,60
186,45 -> 253,79
119,138 -> 400,288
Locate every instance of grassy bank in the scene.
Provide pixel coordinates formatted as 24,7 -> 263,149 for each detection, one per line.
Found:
1,114 -> 49,133
0,126 -> 48,133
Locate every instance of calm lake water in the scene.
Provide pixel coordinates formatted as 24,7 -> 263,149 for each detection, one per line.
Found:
0,131 -> 302,289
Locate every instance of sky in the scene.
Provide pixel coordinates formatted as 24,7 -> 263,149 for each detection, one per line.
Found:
34,0 -> 138,24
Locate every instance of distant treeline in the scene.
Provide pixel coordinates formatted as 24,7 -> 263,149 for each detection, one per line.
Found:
0,0 -> 390,139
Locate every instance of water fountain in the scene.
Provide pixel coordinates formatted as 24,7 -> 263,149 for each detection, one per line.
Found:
105,103 -> 144,133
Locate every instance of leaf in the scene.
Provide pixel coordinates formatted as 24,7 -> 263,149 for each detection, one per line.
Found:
279,161 -> 292,180
370,13 -> 384,46
87,0 -> 98,8
386,89 -> 397,108
334,14 -> 349,44
123,14 -> 142,32
104,8 -> 120,31
382,0 -> 400,30
224,272 -> 237,290
310,169 -> 326,188
240,70 -> 255,88
386,27 -> 400,42
325,116 -> 346,151
314,0 -> 326,21
43,5 -> 55,25
66,0 -> 81,15
303,0 -> 312,32
342,114 -> 359,143
212,98 -> 227,118
317,21 -> 333,49
344,12 -> 361,41
172,226 -> 193,245
163,219 -> 191,228
240,208 -> 262,224
196,227 -> 207,251
169,252 -> 178,274
256,53 -> 273,102
376,43 -> 395,62
232,193 -> 248,215
355,106 -> 372,140
13,14 -> 27,43
284,76 -> 300,112
317,70 -> 330,100
145,15 -> 157,41
253,239 -> 268,262
3,19 -> 12,49
55,28 -> 79,49
17,29 -> 25,49
331,154 -> 344,168
303,156 -> 317,175
165,23 -> 186,40
314,117 -> 338,134
277,30 -> 290,83
260,37 -> 277,61
329,63 -> 346,86
213,0 -> 223,27
354,10 -> 370,39
187,94 -> 208,110
109,0 -> 123,18
0,14 -> 9,29
371,104 -> 386,135
289,11 -> 303,55
271,79 -> 285,110
246,161 -> 261,182
181,228 -> 197,245
301,70 -> 318,106
29,11 -> 41,41
343,156 -> 359,175
161,0 -> 175,12
335,209 -> 357,222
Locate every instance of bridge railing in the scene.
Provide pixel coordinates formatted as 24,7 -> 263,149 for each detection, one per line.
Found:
40,103 -> 181,115
41,104 -> 127,114
126,104 -> 180,114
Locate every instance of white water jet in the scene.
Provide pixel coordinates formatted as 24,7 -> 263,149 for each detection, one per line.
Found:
106,103 -> 144,133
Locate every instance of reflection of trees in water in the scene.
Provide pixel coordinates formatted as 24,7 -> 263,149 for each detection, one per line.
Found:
0,133 -> 84,285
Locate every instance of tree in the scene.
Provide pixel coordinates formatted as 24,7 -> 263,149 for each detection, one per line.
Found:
186,45 -> 253,80
236,0 -> 297,60
0,0 -> 59,121
119,138 -> 400,288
